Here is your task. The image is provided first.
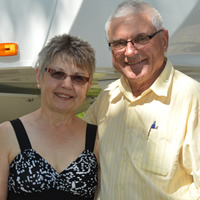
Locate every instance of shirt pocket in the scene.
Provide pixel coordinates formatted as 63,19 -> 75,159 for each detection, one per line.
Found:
126,129 -> 174,176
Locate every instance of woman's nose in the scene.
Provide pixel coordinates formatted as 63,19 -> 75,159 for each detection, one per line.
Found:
61,76 -> 74,89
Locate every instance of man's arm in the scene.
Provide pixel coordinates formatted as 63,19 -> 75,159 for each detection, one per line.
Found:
182,97 -> 200,199
83,99 -> 98,125
83,89 -> 107,125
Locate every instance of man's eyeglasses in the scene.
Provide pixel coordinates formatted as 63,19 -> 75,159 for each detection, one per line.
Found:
108,29 -> 164,51
45,68 -> 90,85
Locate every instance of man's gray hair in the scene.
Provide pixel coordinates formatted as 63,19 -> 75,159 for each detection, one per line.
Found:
105,0 -> 164,41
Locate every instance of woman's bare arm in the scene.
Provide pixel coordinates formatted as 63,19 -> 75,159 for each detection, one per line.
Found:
0,122 -> 13,200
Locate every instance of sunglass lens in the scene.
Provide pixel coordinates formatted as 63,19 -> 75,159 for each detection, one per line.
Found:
51,70 -> 66,80
72,76 -> 88,85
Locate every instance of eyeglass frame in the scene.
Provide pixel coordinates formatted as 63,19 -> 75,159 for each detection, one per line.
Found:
108,29 -> 164,51
45,67 -> 90,85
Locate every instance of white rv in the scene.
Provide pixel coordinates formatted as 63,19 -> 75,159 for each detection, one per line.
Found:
1,0 -> 200,123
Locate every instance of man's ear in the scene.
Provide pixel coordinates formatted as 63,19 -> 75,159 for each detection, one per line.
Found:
35,68 -> 41,88
162,29 -> 169,52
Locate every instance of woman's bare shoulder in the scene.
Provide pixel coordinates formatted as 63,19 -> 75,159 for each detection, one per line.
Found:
0,120 -> 20,162
0,120 -> 15,149
0,121 -> 14,137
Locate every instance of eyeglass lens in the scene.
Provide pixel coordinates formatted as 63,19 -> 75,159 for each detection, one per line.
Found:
45,68 -> 89,85
109,29 -> 163,50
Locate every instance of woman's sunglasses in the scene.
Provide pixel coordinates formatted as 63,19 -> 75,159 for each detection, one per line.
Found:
45,68 -> 90,85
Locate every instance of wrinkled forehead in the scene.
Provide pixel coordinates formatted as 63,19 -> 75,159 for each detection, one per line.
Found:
54,54 -> 90,73
108,13 -> 154,39
52,54 -> 75,67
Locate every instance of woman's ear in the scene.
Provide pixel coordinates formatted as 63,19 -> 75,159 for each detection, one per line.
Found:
88,81 -> 93,91
35,68 -> 41,88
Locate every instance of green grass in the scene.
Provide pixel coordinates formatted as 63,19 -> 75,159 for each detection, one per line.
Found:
76,112 -> 86,119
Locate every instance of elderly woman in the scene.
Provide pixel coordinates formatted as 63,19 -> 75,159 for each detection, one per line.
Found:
0,34 -> 99,200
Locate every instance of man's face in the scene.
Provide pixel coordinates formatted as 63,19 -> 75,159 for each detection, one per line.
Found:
108,13 -> 168,86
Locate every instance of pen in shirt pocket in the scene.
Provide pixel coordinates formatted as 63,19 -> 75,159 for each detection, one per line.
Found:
146,121 -> 158,140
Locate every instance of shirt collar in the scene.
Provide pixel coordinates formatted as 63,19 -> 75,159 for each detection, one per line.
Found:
150,58 -> 174,97
105,57 -> 174,103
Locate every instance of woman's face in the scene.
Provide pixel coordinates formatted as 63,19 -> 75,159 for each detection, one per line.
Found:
36,55 -> 92,114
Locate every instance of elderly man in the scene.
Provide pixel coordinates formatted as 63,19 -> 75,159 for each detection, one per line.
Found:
84,1 -> 200,199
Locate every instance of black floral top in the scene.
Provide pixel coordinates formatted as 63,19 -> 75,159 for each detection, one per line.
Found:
8,119 -> 98,200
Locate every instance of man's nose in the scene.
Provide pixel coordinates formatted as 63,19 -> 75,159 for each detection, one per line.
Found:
125,41 -> 139,56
